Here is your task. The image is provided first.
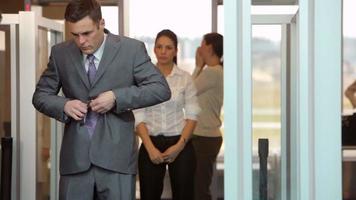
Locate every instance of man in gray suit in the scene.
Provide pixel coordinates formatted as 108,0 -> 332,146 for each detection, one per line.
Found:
32,0 -> 171,199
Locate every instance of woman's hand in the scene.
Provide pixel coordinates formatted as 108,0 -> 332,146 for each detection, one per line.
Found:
195,47 -> 205,69
162,140 -> 185,163
345,80 -> 356,108
147,146 -> 165,165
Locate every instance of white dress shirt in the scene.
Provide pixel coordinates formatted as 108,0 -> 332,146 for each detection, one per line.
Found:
134,65 -> 200,136
82,34 -> 107,71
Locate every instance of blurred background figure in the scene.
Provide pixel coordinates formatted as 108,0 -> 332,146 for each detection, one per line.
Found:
134,29 -> 200,200
345,81 -> 356,108
343,81 -> 356,200
192,32 -> 224,200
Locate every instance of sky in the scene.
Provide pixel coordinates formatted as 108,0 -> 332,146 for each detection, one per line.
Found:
253,25 -> 281,42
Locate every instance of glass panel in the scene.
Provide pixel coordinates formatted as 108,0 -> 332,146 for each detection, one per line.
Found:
0,26 -> 11,139
129,0 -> 216,199
0,25 -> 11,197
102,6 -> 119,35
342,0 -> 356,199
129,0 -> 211,74
252,25 -> 281,200
36,27 -> 52,200
218,5 -> 224,35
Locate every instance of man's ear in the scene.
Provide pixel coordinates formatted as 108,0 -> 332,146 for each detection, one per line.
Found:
100,19 -> 105,27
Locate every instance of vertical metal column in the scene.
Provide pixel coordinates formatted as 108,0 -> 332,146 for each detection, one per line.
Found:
281,23 -> 291,200
311,0 -> 342,199
19,11 -> 37,200
290,0 -> 342,199
118,0 -> 129,36
224,0 -> 252,199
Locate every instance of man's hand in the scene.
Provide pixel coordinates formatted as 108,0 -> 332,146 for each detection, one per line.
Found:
89,91 -> 116,113
64,100 -> 88,120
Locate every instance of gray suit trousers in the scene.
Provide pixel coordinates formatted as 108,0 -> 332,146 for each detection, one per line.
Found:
59,165 -> 136,200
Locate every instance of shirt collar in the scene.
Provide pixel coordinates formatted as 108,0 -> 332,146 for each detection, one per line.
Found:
168,64 -> 183,77
83,34 -> 107,61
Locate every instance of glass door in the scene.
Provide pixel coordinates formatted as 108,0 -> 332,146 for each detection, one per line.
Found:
251,6 -> 297,200
0,12 -> 64,200
0,25 -> 11,139
342,0 -> 356,199
252,24 -> 282,200
36,27 -> 64,200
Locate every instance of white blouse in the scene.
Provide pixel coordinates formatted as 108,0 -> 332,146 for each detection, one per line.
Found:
134,65 -> 200,136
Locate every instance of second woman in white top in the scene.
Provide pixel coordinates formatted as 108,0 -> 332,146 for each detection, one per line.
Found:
134,29 -> 200,200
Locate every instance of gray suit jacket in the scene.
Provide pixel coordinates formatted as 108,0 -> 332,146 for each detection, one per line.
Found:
32,34 -> 171,175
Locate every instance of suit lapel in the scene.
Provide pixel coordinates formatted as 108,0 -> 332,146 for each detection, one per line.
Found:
91,34 -> 121,87
67,42 -> 91,89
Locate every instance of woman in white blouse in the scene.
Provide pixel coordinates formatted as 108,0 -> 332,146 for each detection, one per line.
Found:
134,29 -> 200,200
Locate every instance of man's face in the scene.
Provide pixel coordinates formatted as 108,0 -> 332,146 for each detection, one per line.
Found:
68,16 -> 105,55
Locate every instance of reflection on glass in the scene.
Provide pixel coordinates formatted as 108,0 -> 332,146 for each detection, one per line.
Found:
252,25 -> 281,200
36,28 -> 52,200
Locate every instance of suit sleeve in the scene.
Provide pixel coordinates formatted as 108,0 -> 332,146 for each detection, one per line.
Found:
32,47 -> 69,123
112,42 -> 171,113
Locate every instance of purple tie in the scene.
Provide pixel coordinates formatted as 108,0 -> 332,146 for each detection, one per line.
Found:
85,54 -> 98,137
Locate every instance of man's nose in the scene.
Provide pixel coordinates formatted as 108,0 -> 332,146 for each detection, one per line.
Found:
78,35 -> 86,44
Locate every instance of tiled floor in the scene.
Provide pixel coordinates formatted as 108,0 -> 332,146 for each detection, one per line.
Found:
135,165 -> 224,200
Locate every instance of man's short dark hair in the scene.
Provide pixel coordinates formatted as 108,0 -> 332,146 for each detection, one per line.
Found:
64,0 -> 102,23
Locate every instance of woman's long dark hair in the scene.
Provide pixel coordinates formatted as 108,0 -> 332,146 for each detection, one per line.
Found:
155,29 -> 178,64
204,32 -> 223,65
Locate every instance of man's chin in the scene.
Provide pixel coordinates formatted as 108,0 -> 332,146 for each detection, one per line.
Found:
81,48 -> 93,54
